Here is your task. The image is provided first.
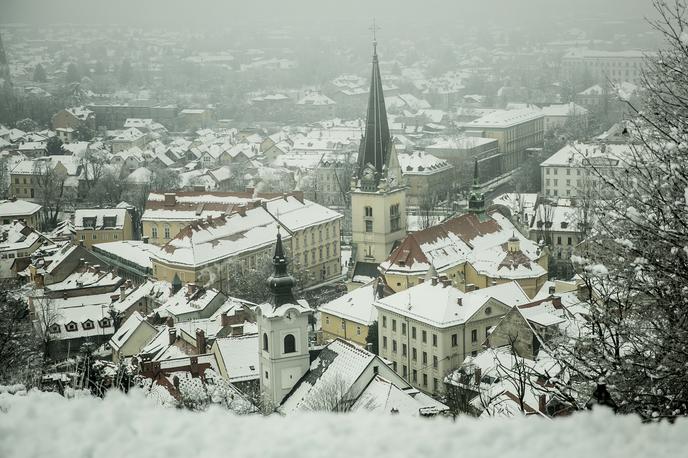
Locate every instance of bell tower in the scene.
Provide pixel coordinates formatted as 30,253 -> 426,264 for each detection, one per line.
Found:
257,232 -> 312,408
350,32 -> 406,271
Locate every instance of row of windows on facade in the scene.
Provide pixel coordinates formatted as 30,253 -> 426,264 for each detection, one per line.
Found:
392,361 -> 441,393
293,222 -> 339,250
382,327 -> 488,359
0,250 -> 32,259
382,315 -> 488,344
325,316 -> 363,336
364,204 -> 401,233
262,332 -> 296,354
49,317 -> 111,333
80,232 -> 119,241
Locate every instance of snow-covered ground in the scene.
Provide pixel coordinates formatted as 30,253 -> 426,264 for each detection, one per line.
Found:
1,389 -> 686,458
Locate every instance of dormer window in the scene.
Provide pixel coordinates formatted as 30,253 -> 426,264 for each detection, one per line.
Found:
99,318 -> 111,328
83,217 -> 97,229
65,321 -> 78,332
49,324 -> 61,334
103,216 -> 117,228
82,320 -> 95,330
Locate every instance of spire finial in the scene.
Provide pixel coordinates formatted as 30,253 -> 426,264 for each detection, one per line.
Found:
369,18 -> 380,58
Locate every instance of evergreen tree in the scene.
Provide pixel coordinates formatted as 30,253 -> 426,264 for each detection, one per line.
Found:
365,321 -> 379,354
46,136 -> 64,156
32,64 -> 47,83
65,62 -> 80,84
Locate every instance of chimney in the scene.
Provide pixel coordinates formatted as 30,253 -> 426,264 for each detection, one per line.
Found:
220,312 -> 230,327
168,327 -> 176,346
119,285 -> 126,302
207,214 -> 213,223
293,190 -> 304,203
245,186 -> 255,195
164,193 -> 176,207
548,285 -> 556,296
195,329 -> 206,354
474,368 -> 482,385
237,205 -> 246,216
282,192 -> 288,201
166,316 -> 174,327
539,394 -> 547,414
366,342 -> 373,353
457,297 -> 463,306
230,324 -> 243,337
431,277 -> 438,286
142,236 -> 149,244
187,283 -> 197,295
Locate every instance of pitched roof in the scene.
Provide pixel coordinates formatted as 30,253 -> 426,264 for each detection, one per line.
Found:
357,42 -> 391,185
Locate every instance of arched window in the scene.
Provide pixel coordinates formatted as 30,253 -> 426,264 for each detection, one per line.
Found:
151,225 -> 158,239
263,333 -> 269,351
283,334 -> 296,354
164,225 -> 171,239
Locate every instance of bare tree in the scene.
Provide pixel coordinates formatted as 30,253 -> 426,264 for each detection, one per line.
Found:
564,0 -> 688,420
33,159 -> 76,230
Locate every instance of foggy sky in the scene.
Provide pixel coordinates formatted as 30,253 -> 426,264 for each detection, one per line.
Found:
1,0 -> 658,31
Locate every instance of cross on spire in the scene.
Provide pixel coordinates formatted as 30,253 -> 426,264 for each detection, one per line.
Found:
369,18 -> 380,57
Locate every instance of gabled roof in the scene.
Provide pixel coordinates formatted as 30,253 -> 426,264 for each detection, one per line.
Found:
375,281 -> 530,328
319,281 -> 378,326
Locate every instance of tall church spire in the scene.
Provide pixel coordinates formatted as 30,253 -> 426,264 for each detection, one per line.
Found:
468,158 -> 485,214
357,28 -> 391,189
267,231 -> 297,308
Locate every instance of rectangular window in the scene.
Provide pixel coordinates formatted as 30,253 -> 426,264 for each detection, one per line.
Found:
365,220 -> 373,232
433,356 -> 438,369
422,330 -> 427,343
392,361 -> 397,372
471,329 -> 477,343
433,378 -> 439,393
392,340 -> 397,353
412,348 -> 417,361
401,323 -> 406,335
412,369 -> 417,383
423,374 -> 428,387
402,343 -> 407,357
402,365 -> 407,379
432,334 -> 437,347
422,352 -> 427,364
390,204 -> 400,232
568,237 -> 572,245
451,334 -> 458,347
382,316 -> 387,328
392,319 -> 396,332
356,326 -> 361,335
411,327 -> 416,339
382,336 -> 387,349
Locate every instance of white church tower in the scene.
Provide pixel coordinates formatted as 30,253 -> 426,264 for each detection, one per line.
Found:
350,35 -> 407,277
256,232 -> 313,407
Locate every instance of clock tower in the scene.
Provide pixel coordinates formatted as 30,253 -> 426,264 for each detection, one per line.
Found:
350,35 -> 407,274
256,232 -> 313,408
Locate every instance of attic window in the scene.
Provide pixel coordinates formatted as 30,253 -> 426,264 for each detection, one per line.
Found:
561,221 -> 569,229
83,217 -> 97,229
83,320 -> 95,330
103,216 -> 117,228
65,322 -> 78,332
99,318 -> 111,328
485,306 -> 492,315
49,324 -> 60,334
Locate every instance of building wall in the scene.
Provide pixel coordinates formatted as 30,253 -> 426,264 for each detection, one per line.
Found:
151,218 -> 342,289
0,210 -> 41,228
376,298 -> 509,395
351,187 -> 407,264
320,311 -> 369,347
113,323 -> 158,364
75,214 -> 133,249
403,167 -> 454,207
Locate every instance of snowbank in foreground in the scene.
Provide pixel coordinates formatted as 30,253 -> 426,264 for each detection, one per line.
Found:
0,389 -> 686,458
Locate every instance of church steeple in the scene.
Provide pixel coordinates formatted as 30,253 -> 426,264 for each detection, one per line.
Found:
468,159 -> 485,214
267,231 -> 297,308
357,33 -> 391,189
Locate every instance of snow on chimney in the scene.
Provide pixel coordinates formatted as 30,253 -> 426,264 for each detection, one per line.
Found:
549,285 -> 556,296
431,277 -> 438,286
230,324 -> 243,337
237,205 -> 246,216
164,193 -> 176,207
168,327 -> 176,346
119,285 -> 126,302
